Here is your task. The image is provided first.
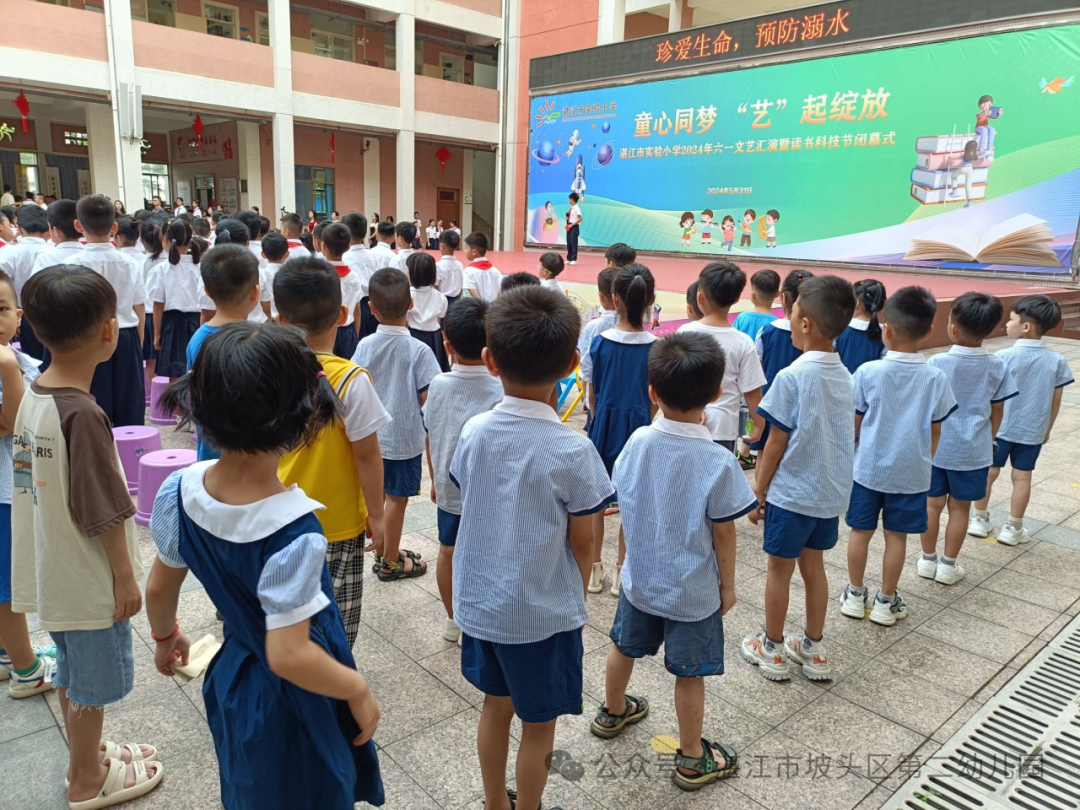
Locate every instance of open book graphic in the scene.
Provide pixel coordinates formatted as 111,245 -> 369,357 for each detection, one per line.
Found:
904,214 -> 1061,266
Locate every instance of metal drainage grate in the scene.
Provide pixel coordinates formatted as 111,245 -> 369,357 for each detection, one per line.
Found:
884,613 -> 1080,810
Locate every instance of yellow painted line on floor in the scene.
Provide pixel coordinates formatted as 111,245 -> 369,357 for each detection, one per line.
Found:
650,734 -> 679,754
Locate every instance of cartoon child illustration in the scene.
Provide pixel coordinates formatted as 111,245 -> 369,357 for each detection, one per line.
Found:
765,210 -> 780,247
721,215 -> 736,251
542,201 -> 558,240
13,432 -> 33,495
680,212 -> 696,247
975,94 -> 1002,158
740,208 -> 756,247
570,155 -> 587,197
565,129 -> 582,159
700,209 -> 714,245
949,140 -> 979,208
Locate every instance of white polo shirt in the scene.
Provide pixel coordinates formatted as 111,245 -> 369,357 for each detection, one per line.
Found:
76,243 -> 147,329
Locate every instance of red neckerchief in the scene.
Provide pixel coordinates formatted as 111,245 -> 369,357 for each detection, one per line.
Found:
332,263 -> 350,278
287,239 -> 303,249
469,259 -> 493,270
0,239 -> 5,248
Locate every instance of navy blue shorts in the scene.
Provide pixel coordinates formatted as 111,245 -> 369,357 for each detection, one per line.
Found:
610,592 -> 724,677
714,440 -> 736,453
747,420 -> 771,452
763,503 -> 839,559
383,455 -> 422,498
0,504 -> 11,604
928,466 -> 988,502
333,323 -> 359,360
992,439 -> 1042,472
846,481 -> 928,534
461,628 -> 584,723
437,508 -> 460,547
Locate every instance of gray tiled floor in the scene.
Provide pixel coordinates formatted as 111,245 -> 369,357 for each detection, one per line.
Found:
4,336 -> 1080,809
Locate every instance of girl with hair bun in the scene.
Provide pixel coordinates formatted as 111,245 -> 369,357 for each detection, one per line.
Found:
835,278 -> 887,374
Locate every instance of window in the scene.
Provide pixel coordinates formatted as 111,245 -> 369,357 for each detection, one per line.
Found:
203,1 -> 239,39
256,12 -> 269,45
142,164 -> 170,210
384,43 -> 422,72
312,31 -> 353,62
63,130 -> 88,148
440,53 -> 464,83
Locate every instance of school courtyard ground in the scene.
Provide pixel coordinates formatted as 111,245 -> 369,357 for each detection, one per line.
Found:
3,334 -> 1080,810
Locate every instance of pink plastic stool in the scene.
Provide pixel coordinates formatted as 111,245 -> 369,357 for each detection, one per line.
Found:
112,425 -> 161,495
135,448 -> 197,526
149,376 -> 175,425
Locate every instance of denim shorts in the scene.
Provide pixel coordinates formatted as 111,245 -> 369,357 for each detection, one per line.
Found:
846,481 -> 928,535
609,592 -> 725,677
383,455 -> 422,498
928,466 -> 988,502
0,504 -> 11,604
52,620 -> 135,706
992,439 -> 1042,472
763,503 -> 839,559
437,508 -> 461,547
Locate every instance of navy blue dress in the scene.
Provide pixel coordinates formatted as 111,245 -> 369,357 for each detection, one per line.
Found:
586,332 -> 656,480
749,320 -> 802,451
835,321 -> 886,374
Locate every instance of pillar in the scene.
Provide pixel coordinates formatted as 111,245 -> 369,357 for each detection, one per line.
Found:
363,138 -> 381,217
395,131 -> 415,227
268,0 -> 295,213
237,121 -> 262,212
272,113 -> 296,216
596,0 -> 626,45
85,102 -> 140,208
101,0 -> 143,208
668,0 -> 682,32
395,9 -> 416,223
461,149 -> 474,235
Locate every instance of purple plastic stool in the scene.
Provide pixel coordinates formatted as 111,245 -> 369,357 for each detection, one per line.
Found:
112,425 -> 161,495
135,448 -> 197,526
149,376 -> 175,425
144,362 -> 151,407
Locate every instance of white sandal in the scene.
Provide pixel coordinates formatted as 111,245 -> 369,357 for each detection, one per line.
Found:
65,742 -> 158,787
68,757 -> 164,810
588,562 -> 605,594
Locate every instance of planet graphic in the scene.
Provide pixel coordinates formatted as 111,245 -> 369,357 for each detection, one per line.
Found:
602,122 -> 611,134
591,141 -> 615,170
532,140 -> 560,166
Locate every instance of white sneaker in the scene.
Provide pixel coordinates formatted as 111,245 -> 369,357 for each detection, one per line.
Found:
9,656 -> 56,699
997,525 -> 1031,546
609,564 -> 622,597
588,562 -> 606,594
0,645 -> 56,682
869,593 -> 908,627
784,636 -> 832,681
567,260 -> 577,265
442,618 -> 461,643
935,560 -> 966,585
740,632 -> 790,681
838,585 -> 868,619
916,556 -> 938,579
968,513 -> 992,538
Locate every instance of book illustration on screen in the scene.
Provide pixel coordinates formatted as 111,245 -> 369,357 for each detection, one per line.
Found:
903,213 -> 1060,266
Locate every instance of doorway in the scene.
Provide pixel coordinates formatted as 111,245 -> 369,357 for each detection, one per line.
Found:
194,174 -> 215,210
436,188 -> 459,229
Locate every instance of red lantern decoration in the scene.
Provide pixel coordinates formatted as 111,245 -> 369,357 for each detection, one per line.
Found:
192,114 -> 204,149
12,92 -> 29,134
435,145 -> 451,174
330,132 -> 335,165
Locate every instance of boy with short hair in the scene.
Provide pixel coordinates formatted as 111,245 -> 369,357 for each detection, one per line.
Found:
841,287 -> 957,626
604,242 -> 636,267
677,262 -> 766,452
320,222 -> 364,359
352,269 -> 441,583
592,331 -> 753,791
919,294 -> 1016,583
0,204 -> 49,361
236,210 -> 266,268
423,298 -> 503,642
34,200 -> 83,273
15,265 -> 162,805
312,221 -> 327,260
279,212 -> 310,259
686,281 -> 703,321
276,257 -> 391,644
740,209 -> 755,247
343,212 -> 380,339
538,252 -> 565,294
452,285 -> 612,810
371,221 -> 397,267
0,208 -> 15,247
260,231 -> 289,320
435,230 -> 464,306
972,295 -> 1073,544
501,272 -> 541,293
75,194 -> 147,426
741,276 -> 856,682
390,222 -> 417,273
765,210 -> 780,247
732,269 -> 779,341
462,232 -> 502,302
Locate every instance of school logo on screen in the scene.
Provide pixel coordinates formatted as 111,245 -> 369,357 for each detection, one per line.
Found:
534,99 -> 561,127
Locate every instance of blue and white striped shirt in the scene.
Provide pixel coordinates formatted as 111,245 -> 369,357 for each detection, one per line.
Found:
450,397 -> 614,644
929,346 -> 1018,471
758,351 -> 855,518
0,349 -> 39,505
854,352 -> 957,494
996,339 -> 1074,446
422,364 -> 505,515
577,309 -> 618,359
614,419 -> 756,622
352,325 -> 442,460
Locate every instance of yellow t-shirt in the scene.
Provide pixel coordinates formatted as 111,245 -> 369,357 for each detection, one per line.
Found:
279,354 -> 371,542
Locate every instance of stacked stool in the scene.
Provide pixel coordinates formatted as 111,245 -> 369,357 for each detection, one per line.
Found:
134,449 -> 197,526
112,426 -> 162,495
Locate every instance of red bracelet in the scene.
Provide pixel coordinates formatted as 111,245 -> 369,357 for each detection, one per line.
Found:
151,618 -> 180,643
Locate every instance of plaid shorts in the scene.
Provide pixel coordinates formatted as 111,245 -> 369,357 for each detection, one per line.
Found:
326,536 -> 364,647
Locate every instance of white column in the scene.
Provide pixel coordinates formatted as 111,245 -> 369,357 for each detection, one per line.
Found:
461,149 -> 474,235
103,0 -> 142,208
668,0 -> 682,32
268,0 -> 295,214
496,0 -> 521,250
86,102 -> 143,206
363,138 -> 381,217
236,121 -> 262,212
596,0 -> 626,45
395,8 -> 416,223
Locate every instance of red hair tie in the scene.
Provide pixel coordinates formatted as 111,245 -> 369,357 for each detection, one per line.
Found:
317,370 -> 327,379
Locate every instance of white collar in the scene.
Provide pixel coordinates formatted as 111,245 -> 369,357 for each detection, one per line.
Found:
848,318 -> 870,332
18,237 -> 45,245
600,328 -> 657,344
119,246 -> 140,252
770,319 -> 792,332
398,248 -> 414,256
346,244 -> 368,254
651,417 -> 712,441
1014,338 -> 1046,349
793,350 -> 842,366
373,242 -> 394,251
948,345 -> 988,356
55,241 -> 83,250
412,286 -> 434,293
598,309 -> 617,320
495,395 -> 559,422
82,242 -> 115,251
180,461 -> 324,543
450,364 -> 493,377
266,263 -> 281,272
885,350 -> 927,364
375,325 -> 410,336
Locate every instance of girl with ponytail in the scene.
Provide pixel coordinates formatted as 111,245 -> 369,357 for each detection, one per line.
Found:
578,263 -> 658,597
148,217 -> 203,380
835,279 -> 888,374
140,219 -> 165,389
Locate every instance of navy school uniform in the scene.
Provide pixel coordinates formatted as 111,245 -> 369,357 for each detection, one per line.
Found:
750,319 -> 801,451
834,318 -> 887,375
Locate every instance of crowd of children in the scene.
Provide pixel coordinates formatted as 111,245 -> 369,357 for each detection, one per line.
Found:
0,191 -> 1074,810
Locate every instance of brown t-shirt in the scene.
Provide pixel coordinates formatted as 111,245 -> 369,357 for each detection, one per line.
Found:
11,382 -> 142,631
